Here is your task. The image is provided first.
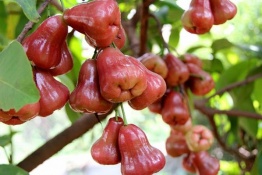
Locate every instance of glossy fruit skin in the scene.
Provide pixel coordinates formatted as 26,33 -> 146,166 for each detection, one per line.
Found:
69,59 -> 113,114
210,0 -> 237,25
114,24 -> 126,49
23,15 -> 68,69
164,53 -> 190,87
138,53 -> 168,79
182,53 -> 203,68
63,0 -> 121,48
119,124 -> 166,175
186,63 -> 215,96
91,117 -> 124,165
170,118 -> 192,134
165,129 -> 190,157
34,68 -> 69,117
191,151 -> 220,175
96,47 -> 147,103
185,125 -> 214,152
128,67 -> 166,110
182,153 -> 197,173
181,0 -> 214,34
0,102 -> 40,125
49,42 -> 73,76
161,90 -> 190,125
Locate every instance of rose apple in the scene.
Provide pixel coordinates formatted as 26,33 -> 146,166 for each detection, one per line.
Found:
96,47 -> 147,103
23,15 -> 68,69
118,124 -> 166,175
69,59 -> 113,114
91,117 -> 124,165
138,53 -> 168,79
181,0 -> 214,34
34,68 -> 69,117
164,53 -> 190,87
63,0 -> 121,48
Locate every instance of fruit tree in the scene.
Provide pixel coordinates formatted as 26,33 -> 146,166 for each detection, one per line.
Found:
0,0 -> 262,174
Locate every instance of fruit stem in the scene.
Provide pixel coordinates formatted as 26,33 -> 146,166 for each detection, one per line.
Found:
92,48 -> 98,59
114,109 -> 119,121
111,42 -> 117,48
120,103 -> 128,125
60,0 -> 64,11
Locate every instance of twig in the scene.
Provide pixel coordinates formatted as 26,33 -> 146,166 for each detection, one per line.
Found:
17,111 -> 112,172
207,72 -> 262,101
16,0 -> 53,43
50,0 -> 64,12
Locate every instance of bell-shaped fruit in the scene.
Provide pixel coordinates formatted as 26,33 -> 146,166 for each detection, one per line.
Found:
69,59 -> 113,114
128,68 -> 166,110
161,90 -> 190,125
181,0 -> 214,34
165,129 -> 190,157
210,0 -> 237,25
164,53 -> 190,87
186,63 -> 215,96
23,15 -> 68,69
119,124 -> 166,175
185,125 -> 214,152
182,53 -> 203,68
114,24 -> 126,49
34,68 -> 69,117
96,47 -> 147,103
91,117 -> 124,165
170,118 -> 192,134
191,151 -> 220,175
148,98 -> 163,114
49,42 -> 73,76
182,153 -> 197,173
0,102 -> 40,125
63,0 -> 121,48
138,53 -> 168,79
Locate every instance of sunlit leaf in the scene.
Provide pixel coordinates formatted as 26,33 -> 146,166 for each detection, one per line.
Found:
14,0 -> 40,22
0,40 -> 40,111
0,135 -> 11,147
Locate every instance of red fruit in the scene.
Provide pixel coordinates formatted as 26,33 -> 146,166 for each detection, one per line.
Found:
96,47 -> 147,103
23,15 -> 68,69
0,102 -> 40,125
63,0 -> 121,48
210,0 -> 237,25
49,42 -> 73,76
165,130 -> 190,157
119,124 -> 166,175
34,68 -> 69,117
69,59 -> 113,114
128,69 -> 166,110
182,53 -> 203,68
164,53 -> 190,87
185,125 -> 214,152
114,24 -> 126,49
170,118 -> 192,134
191,151 -> 220,175
138,53 -> 168,79
91,117 -> 124,165
148,98 -> 163,114
186,63 -> 215,96
182,153 -> 197,173
161,90 -> 190,125
181,0 -> 214,34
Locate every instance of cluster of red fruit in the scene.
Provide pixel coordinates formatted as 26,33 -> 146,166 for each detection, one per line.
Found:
181,0 -> 237,34
137,52 -> 219,174
91,117 -> 166,175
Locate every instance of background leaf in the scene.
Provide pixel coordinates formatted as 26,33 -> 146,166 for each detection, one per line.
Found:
13,0 -> 40,22
0,40 -> 40,111
0,164 -> 29,175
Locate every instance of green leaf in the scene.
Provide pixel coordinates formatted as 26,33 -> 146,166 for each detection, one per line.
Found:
0,164 -> 29,175
65,103 -> 81,123
13,0 -> 40,22
0,1 -> 7,34
251,149 -> 262,175
211,38 -> 234,53
0,135 -> 11,147
0,40 -> 40,111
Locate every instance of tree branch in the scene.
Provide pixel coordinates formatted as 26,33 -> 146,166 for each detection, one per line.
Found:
16,0 -> 53,43
17,112 -> 111,172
